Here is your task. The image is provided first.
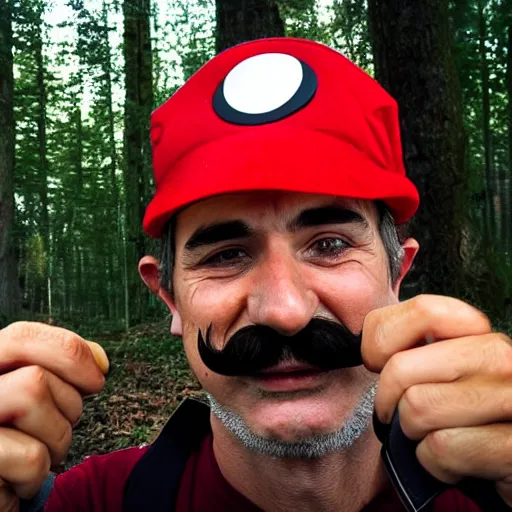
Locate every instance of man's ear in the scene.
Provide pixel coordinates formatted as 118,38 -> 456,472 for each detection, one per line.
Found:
392,238 -> 419,296
138,255 -> 183,336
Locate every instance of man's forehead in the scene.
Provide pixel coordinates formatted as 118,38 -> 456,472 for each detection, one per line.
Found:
175,191 -> 378,233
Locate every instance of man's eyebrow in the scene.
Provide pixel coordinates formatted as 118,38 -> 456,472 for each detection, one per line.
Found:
289,205 -> 369,231
184,220 -> 254,251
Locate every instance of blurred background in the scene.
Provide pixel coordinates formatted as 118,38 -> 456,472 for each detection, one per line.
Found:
0,0 -> 511,333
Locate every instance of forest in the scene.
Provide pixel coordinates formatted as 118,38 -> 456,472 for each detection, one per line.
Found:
0,0 -> 511,334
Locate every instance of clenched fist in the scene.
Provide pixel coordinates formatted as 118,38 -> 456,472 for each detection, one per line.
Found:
362,295 -> 512,507
0,322 -> 109,511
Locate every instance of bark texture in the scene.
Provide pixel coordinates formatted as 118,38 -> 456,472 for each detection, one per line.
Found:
0,0 -> 20,323
123,0 -> 153,324
507,24 -> 512,257
368,0 -> 471,299
216,0 -> 284,53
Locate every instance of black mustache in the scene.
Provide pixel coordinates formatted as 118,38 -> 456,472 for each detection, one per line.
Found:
197,318 -> 362,377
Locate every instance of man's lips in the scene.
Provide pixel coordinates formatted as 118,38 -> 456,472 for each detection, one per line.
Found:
251,364 -> 327,392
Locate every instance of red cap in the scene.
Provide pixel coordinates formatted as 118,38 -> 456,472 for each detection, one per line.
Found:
144,37 -> 419,238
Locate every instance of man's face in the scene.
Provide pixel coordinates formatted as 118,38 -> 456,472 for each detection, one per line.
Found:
172,191 -> 403,445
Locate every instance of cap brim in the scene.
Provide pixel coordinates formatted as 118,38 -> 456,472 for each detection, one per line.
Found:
143,128 -> 419,237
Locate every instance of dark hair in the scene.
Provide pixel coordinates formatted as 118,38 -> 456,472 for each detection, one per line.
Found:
159,201 -> 406,295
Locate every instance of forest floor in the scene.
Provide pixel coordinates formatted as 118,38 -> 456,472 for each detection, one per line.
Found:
65,320 -> 203,470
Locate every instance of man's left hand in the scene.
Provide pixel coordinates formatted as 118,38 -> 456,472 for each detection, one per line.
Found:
362,294 -> 512,505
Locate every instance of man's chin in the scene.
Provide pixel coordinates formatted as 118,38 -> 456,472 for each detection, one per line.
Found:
207,381 -> 377,459
244,369 -> 362,434
250,392 -> 346,438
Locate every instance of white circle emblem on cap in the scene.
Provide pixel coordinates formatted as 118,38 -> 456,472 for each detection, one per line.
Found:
223,53 -> 304,115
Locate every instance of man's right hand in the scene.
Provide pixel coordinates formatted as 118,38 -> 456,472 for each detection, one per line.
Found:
0,322 -> 109,511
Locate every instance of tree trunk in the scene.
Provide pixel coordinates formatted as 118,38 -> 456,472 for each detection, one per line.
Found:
102,0 -> 119,209
478,0 -> 496,243
76,245 -> 83,317
507,24 -> 512,260
34,17 -> 50,315
123,0 -> 153,325
0,0 -> 20,323
367,0 -> 470,300
216,0 -> 285,53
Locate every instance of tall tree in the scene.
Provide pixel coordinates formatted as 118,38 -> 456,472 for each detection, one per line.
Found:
331,0 -> 372,70
216,0 -> 285,53
33,1 -> 50,315
72,0 -> 125,322
0,0 -> 20,323
450,0 -> 510,267
278,0 -> 328,44
13,0 -> 51,316
123,0 -> 154,325
507,23 -> 512,258
478,0 -> 496,242
367,0 -> 500,306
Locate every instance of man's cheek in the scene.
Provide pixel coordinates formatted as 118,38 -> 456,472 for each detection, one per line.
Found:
183,277 -> 248,311
179,278 -> 251,335
318,272 -> 392,329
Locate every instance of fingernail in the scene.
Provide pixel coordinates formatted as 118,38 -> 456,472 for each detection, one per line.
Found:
87,341 -> 110,375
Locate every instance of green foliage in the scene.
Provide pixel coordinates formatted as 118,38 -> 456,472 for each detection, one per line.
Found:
152,0 -> 215,106
450,0 -> 511,256
278,0 -> 328,43
330,0 -> 372,71
6,0 -> 512,329
25,234 -> 46,281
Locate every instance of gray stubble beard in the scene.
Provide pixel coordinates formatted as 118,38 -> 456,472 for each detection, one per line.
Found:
207,381 -> 377,460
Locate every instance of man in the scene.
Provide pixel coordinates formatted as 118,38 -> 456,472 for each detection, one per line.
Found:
0,37 -> 511,512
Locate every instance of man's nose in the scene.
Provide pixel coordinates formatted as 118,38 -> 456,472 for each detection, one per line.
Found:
246,248 -> 319,336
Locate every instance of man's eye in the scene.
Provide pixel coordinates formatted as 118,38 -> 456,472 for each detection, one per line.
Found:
203,249 -> 249,266
309,237 -> 348,258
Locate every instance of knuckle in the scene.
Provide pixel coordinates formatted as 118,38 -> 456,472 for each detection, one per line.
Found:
21,366 -> 49,404
400,386 -> 429,438
477,313 -> 492,333
409,294 -> 434,318
3,321 -> 32,339
386,352 -> 408,382
60,335 -> 88,365
22,441 -> 51,480
495,332 -> 512,350
424,429 -> 452,462
379,354 -> 408,399
487,333 -> 512,374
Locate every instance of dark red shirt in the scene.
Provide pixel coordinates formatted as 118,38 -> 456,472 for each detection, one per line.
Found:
45,434 -> 481,511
